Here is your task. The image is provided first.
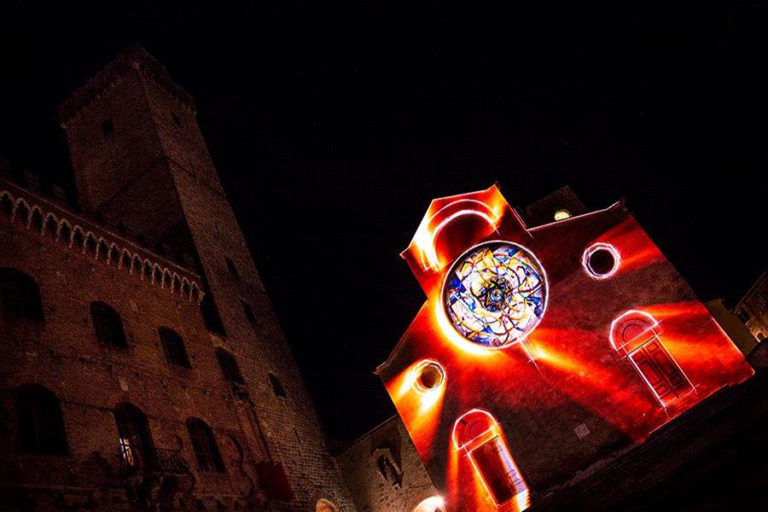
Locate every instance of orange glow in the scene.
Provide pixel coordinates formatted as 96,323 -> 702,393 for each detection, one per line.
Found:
453,409 -> 530,511
381,187 -> 754,512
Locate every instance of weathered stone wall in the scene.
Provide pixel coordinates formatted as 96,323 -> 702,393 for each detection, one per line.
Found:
1,45 -> 354,512
337,417 -> 438,512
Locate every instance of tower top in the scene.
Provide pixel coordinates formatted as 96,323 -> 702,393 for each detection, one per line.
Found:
58,43 -> 195,125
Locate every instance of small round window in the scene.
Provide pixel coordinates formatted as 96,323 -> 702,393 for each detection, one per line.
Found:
413,360 -> 445,392
443,241 -> 547,349
554,209 -> 572,221
583,243 -> 620,279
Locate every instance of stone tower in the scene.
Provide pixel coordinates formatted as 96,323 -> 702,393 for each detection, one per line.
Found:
54,44 -> 352,510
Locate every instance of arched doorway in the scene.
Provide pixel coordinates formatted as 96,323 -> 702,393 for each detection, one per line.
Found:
452,409 -> 529,510
610,310 -> 694,407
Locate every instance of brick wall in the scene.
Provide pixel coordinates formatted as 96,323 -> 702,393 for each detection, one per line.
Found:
337,417 -> 438,512
0,45 -> 354,512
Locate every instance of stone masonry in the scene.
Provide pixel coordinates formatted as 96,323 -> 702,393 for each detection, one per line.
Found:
0,45 -> 354,512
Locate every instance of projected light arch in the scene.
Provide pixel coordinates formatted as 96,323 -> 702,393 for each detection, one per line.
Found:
452,409 -> 530,510
443,241 -> 547,349
583,242 -> 620,279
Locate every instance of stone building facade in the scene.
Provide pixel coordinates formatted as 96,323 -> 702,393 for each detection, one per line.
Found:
0,46 -> 353,512
734,270 -> 768,343
336,417 -> 439,512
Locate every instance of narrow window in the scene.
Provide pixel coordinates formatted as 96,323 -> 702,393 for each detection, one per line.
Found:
186,418 -> 225,472
200,293 -> 226,336
114,403 -> 154,471
738,309 -> 751,323
0,268 -> 45,323
102,118 -> 114,137
225,256 -> 239,277
158,327 -> 191,368
241,299 -> 256,324
15,384 -> 68,455
215,348 -> 244,384
269,373 -> 286,398
256,461 -> 294,501
90,301 -> 128,348
377,454 -> 401,486
0,194 -> 12,217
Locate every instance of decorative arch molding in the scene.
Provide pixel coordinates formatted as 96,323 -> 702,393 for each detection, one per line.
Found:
452,409 -> 530,510
609,310 -> 694,408
0,186 -> 204,304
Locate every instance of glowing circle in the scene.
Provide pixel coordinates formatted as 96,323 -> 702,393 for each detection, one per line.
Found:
413,360 -> 445,392
554,209 -> 572,221
443,241 -> 547,349
582,243 -> 620,279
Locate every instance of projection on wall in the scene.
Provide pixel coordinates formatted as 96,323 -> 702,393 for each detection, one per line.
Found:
377,185 -> 754,512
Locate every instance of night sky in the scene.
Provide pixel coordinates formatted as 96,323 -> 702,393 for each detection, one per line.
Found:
0,3 -> 766,441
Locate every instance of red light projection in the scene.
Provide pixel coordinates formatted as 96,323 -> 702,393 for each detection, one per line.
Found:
377,185 -> 754,512
610,310 -> 694,408
452,410 -> 529,511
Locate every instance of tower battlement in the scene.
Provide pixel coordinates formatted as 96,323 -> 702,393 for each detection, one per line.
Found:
58,43 -> 195,125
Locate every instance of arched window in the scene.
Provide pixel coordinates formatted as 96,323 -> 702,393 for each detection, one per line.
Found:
241,299 -> 257,324
90,302 -> 127,348
158,327 -> 191,368
610,310 -> 693,407
215,348 -> 244,384
375,451 -> 403,490
268,373 -> 286,398
224,256 -> 239,277
186,418 -> 224,472
0,268 -> 44,323
15,384 -> 68,455
200,293 -> 226,336
453,409 -> 529,509
114,403 -> 154,470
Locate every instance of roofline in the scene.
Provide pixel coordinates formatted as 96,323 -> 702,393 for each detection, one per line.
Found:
335,415 -> 401,456
527,199 -> 625,231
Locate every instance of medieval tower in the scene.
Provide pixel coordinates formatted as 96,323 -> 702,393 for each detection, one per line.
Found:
0,45 -> 353,511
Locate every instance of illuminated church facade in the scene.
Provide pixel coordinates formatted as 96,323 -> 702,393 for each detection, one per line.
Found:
375,185 -> 755,512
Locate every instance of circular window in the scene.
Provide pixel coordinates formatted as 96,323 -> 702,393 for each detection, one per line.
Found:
443,241 -> 547,349
554,209 -> 572,221
582,243 -> 620,279
414,360 -> 445,392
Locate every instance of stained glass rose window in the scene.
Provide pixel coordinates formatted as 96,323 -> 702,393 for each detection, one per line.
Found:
443,241 -> 547,348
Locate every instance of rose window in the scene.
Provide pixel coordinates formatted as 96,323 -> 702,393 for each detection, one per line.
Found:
443,241 -> 547,348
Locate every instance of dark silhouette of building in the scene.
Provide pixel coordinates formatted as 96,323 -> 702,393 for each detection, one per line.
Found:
734,270 -> 768,343
0,45 -> 352,512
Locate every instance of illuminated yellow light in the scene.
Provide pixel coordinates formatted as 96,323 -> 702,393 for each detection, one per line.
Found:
554,209 -> 571,221
412,496 -> 445,512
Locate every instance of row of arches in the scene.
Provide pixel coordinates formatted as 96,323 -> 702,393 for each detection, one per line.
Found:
0,189 -> 203,303
10,383 -> 225,473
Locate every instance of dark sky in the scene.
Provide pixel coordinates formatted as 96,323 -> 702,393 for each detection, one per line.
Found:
0,3 -> 766,441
